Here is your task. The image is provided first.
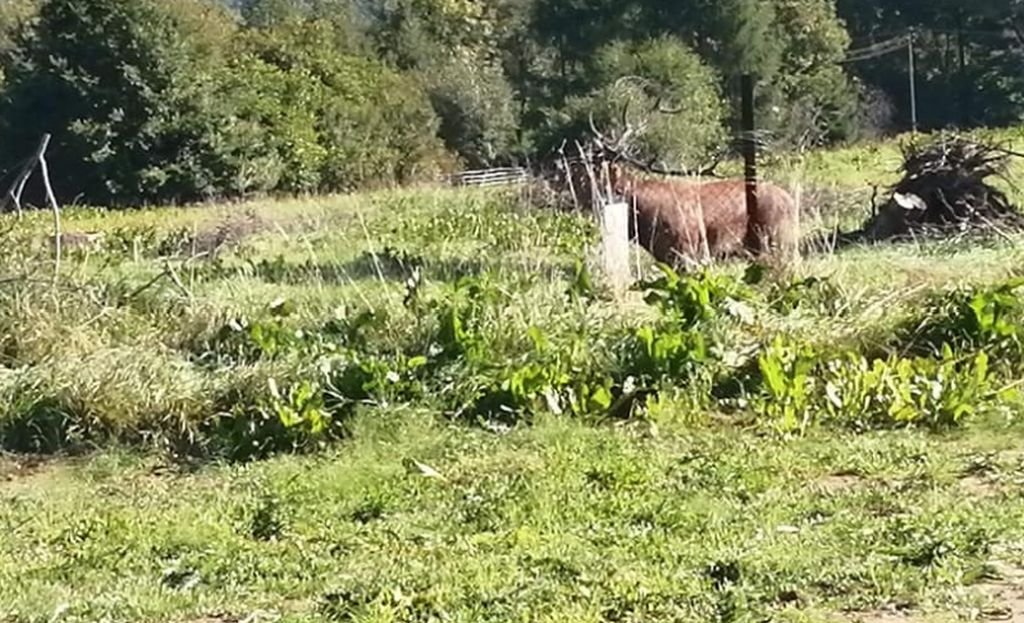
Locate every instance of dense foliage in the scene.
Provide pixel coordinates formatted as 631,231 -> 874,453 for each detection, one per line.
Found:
3,185 -> 1021,458
0,0 -> 1021,205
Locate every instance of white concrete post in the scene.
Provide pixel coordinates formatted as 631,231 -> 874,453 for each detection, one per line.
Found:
600,200 -> 632,290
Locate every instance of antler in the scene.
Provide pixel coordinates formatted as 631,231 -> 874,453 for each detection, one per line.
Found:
583,73 -> 726,179
587,75 -> 688,160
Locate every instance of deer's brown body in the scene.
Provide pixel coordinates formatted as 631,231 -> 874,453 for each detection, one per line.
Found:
555,155 -> 798,268
605,165 -> 799,268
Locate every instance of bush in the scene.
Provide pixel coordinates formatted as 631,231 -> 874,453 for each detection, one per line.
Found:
820,347 -> 991,432
752,337 -> 994,434
202,364 -> 343,461
897,279 -> 1024,360
417,53 -> 521,168
243,19 -> 450,190
0,0 -> 449,206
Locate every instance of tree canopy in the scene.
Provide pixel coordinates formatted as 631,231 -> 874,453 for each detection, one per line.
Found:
0,0 -> 1020,206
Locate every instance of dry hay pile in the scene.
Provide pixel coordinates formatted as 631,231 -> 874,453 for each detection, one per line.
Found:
860,135 -> 1024,242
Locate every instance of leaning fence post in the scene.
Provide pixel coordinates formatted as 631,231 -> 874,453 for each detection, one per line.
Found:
35,134 -> 62,281
2,134 -> 58,222
740,74 -> 759,250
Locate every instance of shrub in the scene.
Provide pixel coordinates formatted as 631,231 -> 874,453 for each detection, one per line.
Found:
766,274 -> 846,317
638,264 -> 743,327
821,347 -> 992,432
243,19 -> 450,190
205,367 -> 341,461
751,338 -> 994,434
0,0 -> 449,206
899,278 -> 1024,359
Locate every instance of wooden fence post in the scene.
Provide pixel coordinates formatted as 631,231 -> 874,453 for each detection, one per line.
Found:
740,74 -> 759,249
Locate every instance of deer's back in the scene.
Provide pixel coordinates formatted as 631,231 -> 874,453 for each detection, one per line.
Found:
621,177 -> 797,264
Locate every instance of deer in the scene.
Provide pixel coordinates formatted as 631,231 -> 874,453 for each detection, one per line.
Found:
549,89 -> 799,271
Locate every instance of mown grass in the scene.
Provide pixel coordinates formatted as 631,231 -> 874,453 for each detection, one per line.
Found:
3,128 -> 1024,622
4,412 -> 1024,623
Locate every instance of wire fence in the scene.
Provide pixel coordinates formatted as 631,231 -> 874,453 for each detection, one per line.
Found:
447,167 -> 528,188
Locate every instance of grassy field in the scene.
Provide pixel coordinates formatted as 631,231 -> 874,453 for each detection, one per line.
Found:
4,129 -> 1024,622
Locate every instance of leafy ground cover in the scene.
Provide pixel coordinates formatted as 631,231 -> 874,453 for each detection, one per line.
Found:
3,129 -> 1024,622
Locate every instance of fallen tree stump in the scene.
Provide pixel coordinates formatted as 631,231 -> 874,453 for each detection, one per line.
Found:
858,135 -> 1024,242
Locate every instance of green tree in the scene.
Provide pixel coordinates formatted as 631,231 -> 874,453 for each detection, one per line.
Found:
556,36 -> 727,168
525,0 -> 858,147
417,54 -> 520,167
242,18 -> 449,188
0,0 -> 37,87
0,0 -> 35,50
237,0 -> 368,53
0,0 -> 447,205
0,0 -> 256,204
366,0 -> 521,166
767,0 -> 857,145
837,0 -> 1024,130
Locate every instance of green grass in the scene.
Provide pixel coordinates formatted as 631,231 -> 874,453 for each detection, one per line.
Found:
4,413 -> 1024,622
3,128 -> 1024,622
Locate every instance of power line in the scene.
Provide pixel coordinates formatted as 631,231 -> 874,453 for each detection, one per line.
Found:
839,28 -> 919,132
840,35 -> 911,63
838,24 -> 1019,133
922,27 -> 1016,37
845,36 -> 909,57
847,25 -> 1017,52
848,29 -> 913,47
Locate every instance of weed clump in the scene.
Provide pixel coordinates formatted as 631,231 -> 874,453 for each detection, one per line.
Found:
895,278 -> 1024,362
752,330 -> 998,435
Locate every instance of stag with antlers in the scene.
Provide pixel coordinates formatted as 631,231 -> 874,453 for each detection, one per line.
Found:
550,79 -> 799,270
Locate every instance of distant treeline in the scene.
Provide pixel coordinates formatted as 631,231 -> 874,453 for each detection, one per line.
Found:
0,0 -> 1020,206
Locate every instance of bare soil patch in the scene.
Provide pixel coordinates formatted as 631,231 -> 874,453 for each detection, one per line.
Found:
53,230 -> 105,251
0,452 -> 50,483
814,472 -> 866,495
960,474 -> 1004,498
185,211 -> 270,257
836,605 -> 965,623
974,563 -> 1024,622
838,608 -> 928,623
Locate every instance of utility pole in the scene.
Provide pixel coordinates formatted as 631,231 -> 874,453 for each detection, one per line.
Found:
957,18 -> 968,126
908,28 -> 918,133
